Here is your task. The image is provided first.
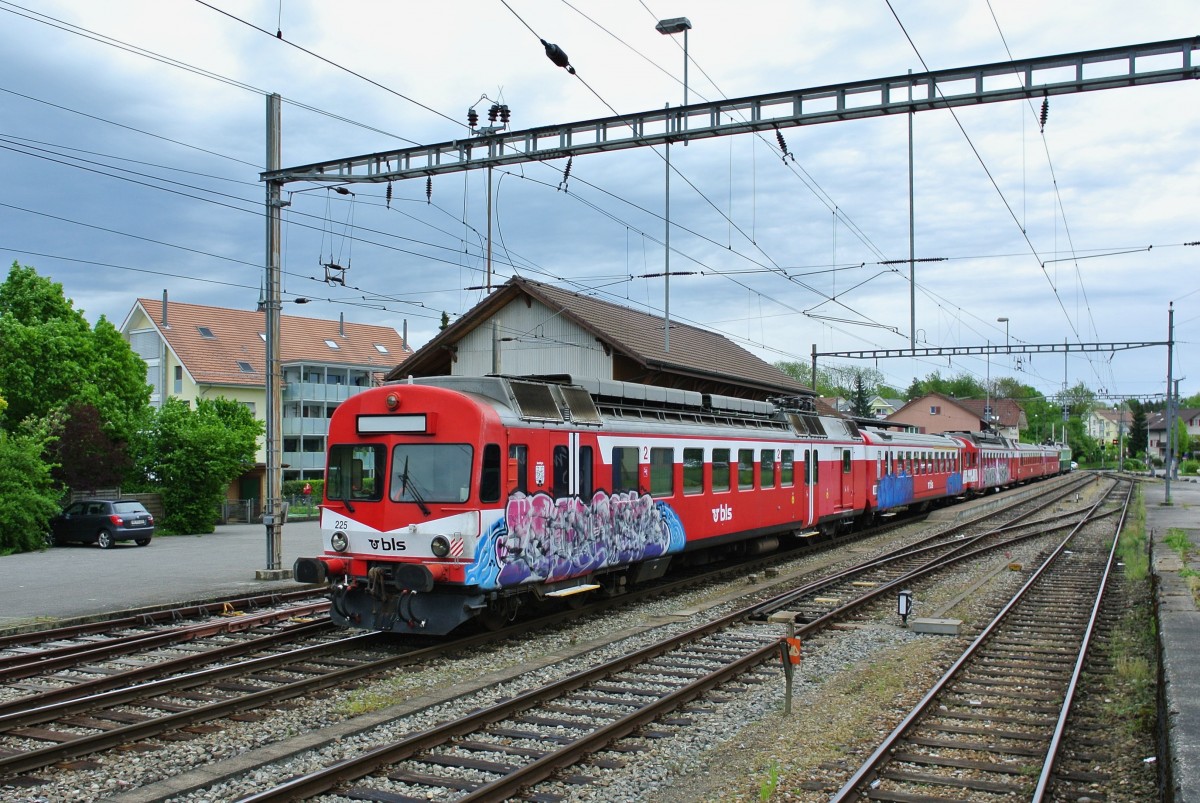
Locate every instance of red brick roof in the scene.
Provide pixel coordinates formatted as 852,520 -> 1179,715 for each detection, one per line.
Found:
132,298 -> 409,387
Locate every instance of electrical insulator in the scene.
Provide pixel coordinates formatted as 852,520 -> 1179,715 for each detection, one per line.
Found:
467,108 -> 478,128
540,39 -> 576,74
499,104 -> 510,124
488,104 -> 499,123
1039,97 -> 1049,132
386,181 -> 393,209
425,177 -> 432,204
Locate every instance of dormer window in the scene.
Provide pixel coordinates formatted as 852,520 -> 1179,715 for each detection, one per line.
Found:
198,326 -> 215,339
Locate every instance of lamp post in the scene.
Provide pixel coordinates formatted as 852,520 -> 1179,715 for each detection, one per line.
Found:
656,17 -> 691,353
997,317 -> 1009,350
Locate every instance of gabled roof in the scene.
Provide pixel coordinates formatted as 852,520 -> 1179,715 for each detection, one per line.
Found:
887,392 -> 1025,429
127,298 -> 409,387
956,397 -> 1026,429
386,277 -> 811,397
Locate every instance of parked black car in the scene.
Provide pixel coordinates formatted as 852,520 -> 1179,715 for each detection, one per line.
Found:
49,500 -> 155,548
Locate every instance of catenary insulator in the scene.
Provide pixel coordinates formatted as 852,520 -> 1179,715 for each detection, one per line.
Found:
499,104 -> 510,124
467,108 -> 478,128
425,177 -> 432,204
488,104 -> 499,123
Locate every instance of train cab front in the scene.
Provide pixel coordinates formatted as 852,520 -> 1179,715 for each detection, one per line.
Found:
294,384 -> 499,635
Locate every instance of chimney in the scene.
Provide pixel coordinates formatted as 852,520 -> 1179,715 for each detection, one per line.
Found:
339,311 -> 345,338
161,289 -> 169,328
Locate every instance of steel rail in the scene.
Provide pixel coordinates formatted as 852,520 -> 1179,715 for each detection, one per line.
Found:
830,481 -> 1129,800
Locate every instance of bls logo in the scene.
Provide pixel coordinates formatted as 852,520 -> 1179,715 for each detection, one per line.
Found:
712,504 -> 733,523
367,537 -> 407,551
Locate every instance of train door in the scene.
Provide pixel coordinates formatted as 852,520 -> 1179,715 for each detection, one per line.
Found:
839,448 -> 854,509
804,447 -> 818,524
552,433 -> 594,499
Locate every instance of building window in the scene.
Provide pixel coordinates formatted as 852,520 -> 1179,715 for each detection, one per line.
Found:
930,405 -> 941,415
373,343 -> 389,353
173,365 -> 182,394
324,339 -> 340,350
197,326 -> 215,339
242,402 -> 256,415
237,361 -> 254,373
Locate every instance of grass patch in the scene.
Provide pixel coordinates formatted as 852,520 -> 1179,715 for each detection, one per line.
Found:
1117,488 -> 1149,582
1166,528 -> 1193,560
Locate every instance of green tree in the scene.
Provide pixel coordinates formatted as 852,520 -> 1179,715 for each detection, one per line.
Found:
851,373 -> 872,417
0,262 -> 149,443
1129,402 -> 1148,457
905,371 -> 986,400
130,397 -> 263,534
0,414 -> 62,554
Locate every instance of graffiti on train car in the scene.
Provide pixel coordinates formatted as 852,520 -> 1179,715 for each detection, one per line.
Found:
467,490 -> 687,589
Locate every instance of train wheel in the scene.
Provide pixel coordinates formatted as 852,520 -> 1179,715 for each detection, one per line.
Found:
478,598 -> 518,631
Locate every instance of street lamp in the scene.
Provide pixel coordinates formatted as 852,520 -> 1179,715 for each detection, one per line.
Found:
997,316 -> 1009,350
655,16 -> 691,353
655,17 -> 692,108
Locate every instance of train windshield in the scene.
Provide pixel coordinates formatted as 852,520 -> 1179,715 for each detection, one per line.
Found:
327,444 -> 385,502
391,444 -> 473,505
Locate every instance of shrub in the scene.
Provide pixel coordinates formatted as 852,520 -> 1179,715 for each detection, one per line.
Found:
1180,459 -> 1199,476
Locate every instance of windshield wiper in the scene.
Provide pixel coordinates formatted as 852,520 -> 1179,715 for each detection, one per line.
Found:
400,456 -> 431,517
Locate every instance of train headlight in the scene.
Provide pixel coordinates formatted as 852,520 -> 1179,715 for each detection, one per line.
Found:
330,531 -> 349,552
431,535 -> 451,558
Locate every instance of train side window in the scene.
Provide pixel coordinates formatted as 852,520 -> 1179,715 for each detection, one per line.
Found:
761,450 -> 776,488
649,447 -> 674,497
842,449 -> 852,474
683,448 -> 704,494
508,444 -> 528,495
712,448 -> 731,492
552,445 -> 569,498
780,450 -> 794,486
804,449 -> 818,485
612,446 -> 639,493
480,443 -> 502,503
578,446 -> 593,498
738,449 -> 755,490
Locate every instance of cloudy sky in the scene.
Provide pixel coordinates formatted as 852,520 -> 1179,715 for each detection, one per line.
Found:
2,1 -> 1196,403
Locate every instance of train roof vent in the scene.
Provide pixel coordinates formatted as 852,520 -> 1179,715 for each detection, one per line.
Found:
508,379 -> 564,423
555,384 -> 603,425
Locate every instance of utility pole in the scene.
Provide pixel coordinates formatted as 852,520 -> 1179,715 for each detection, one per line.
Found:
259,93 -> 289,580
1166,302 -> 1175,504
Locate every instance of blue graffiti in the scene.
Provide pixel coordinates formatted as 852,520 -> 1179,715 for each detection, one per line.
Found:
464,490 -> 686,590
877,473 -> 914,510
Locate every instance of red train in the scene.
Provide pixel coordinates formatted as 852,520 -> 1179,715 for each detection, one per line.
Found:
293,376 -> 1065,634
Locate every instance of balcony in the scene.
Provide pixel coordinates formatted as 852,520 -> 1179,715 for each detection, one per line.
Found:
283,417 -> 329,437
282,451 -> 327,471
283,382 -> 366,403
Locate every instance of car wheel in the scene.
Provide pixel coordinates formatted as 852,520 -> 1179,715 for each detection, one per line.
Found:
135,538 -> 151,547
96,530 -> 114,549
45,532 -> 60,547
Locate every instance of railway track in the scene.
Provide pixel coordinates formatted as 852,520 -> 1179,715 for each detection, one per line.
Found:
0,474 -> 1087,796
831,480 -> 1133,801
225,478 -> 1101,802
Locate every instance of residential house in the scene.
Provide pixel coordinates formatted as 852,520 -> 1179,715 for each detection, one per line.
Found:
121,294 -> 409,508
868,396 -> 904,419
886,392 -> 1025,439
1085,408 -> 1132,447
388,276 -> 813,401
1147,408 -> 1200,462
